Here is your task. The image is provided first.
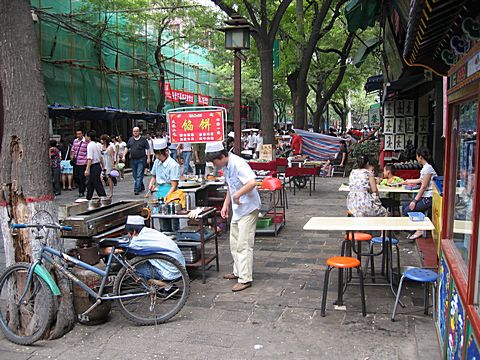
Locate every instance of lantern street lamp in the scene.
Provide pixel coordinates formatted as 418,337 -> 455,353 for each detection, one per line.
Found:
222,14 -> 251,155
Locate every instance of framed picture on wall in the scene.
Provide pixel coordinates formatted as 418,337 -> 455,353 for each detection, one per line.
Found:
395,134 -> 405,150
418,117 -> 429,133
384,134 -> 395,150
404,100 -> 415,116
384,117 -> 394,134
405,117 -> 415,133
405,133 -> 416,147
418,134 -> 429,147
395,117 -> 405,133
384,101 -> 394,117
395,100 -> 404,116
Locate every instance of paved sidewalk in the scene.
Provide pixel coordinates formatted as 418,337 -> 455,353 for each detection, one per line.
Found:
0,173 -> 439,359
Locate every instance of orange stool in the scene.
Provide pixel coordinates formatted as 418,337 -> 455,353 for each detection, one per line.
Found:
341,231 -> 374,282
321,256 -> 366,317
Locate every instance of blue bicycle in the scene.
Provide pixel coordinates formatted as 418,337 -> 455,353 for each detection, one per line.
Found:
0,222 -> 190,345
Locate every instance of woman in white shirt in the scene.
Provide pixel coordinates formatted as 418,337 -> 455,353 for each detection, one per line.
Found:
402,147 -> 438,240
84,130 -> 107,200
117,135 -> 127,179
100,134 -> 116,197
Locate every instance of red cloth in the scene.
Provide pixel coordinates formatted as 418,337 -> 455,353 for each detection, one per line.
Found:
291,134 -> 303,155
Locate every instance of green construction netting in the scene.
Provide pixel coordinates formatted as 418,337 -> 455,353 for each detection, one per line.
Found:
32,0 -> 217,112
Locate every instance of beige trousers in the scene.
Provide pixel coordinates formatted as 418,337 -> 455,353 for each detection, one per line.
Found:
230,210 -> 259,283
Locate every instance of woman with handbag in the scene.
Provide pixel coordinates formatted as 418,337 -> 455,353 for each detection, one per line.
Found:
59,137 -> 73,191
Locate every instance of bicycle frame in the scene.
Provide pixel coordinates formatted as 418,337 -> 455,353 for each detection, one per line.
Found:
20,244 -> 149,305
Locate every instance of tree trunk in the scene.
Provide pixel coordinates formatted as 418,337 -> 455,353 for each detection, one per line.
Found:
0,0 -> 75,339
155,29 -> 166,114
258,42 -> 275,144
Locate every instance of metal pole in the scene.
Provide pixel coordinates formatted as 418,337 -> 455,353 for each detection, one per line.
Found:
234,50 -> 241,155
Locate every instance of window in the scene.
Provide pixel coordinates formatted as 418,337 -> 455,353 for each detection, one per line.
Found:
453,99 -> 477,266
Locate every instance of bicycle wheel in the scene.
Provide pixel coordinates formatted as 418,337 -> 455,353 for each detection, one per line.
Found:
114,254 -> 190,325
0,263 -> 55,345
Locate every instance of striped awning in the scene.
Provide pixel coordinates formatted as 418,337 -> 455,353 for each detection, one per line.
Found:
403,0 -> 468,75
295,130 -> 341,161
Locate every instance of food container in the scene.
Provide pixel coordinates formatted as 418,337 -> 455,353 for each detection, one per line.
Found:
257,218 -> 272,229
269,214 -> 284,224
88,198 -> 101,211
174,203 -> 182,213
100,196 -> 112,206
408,212 -> 425,222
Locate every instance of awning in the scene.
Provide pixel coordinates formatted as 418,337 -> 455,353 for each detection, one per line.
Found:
345,0 -> 380,33
352,37 -> 381,67
403,0 -> 469,75
48,104 -> 165,123
364,74 -> 383,94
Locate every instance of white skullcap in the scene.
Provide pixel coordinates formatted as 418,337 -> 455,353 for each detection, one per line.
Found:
205,141 -> 224,153
153,138 -> 168,150
126,215 -> 145,226
228,131 -> 235,138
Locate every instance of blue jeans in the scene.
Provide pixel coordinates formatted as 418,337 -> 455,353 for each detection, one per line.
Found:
182,151 -> 192,175
402,197 -> 432,216
169,149 -> 177,162
131,158 -> 146,192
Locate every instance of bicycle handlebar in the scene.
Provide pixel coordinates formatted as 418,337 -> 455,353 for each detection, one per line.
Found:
11,223 -> 72,231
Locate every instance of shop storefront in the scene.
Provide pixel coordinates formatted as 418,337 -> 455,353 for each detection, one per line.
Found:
435,43 -> 480,358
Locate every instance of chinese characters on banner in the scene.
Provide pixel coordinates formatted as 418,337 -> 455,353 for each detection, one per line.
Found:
168,110 -> 225,144
162,81 -> 210,106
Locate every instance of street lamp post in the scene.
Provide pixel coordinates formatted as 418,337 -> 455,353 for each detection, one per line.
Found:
222,15 -> 251,155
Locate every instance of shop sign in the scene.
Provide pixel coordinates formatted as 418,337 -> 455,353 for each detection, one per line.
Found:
198,94 -> 210,106
167,108 -> 225,144
163,82 -> 195,104
449,50 -> 480,90
467,51 -> 480,77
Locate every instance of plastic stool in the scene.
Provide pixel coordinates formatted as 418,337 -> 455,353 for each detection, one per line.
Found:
321,256 -> 366,317
365,237 -> 401,280
391,268 -> 437,321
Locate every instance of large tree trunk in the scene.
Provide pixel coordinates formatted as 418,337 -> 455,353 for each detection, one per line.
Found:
155,29 -> 166,114
0,0 -> 75,340
258,42 -> 275,144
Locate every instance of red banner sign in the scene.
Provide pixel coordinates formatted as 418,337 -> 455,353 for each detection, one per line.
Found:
163,82 -> 195,105
168,110 -> 225,144
197,94 -> 210,106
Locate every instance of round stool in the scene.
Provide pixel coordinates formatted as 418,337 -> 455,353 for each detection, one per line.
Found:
365,237 -> 401,280
391,268 -> 437,321
321,256 -> 366,317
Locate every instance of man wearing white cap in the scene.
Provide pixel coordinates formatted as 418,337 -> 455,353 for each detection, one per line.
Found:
206,142 -> 261,292
148,138 -> 181,232
125,215 -> 185,281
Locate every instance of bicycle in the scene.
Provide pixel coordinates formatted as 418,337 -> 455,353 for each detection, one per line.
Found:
0,222 -> 190,345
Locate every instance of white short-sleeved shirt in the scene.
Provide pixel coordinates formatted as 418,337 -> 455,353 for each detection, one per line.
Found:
151,156 -> 181,184
247,135 -> 255,148
224,153 -> 261,221
182,143 -> 192,152
420,163 -> 437,197
87,141 -> 102,164
255,135 -> 264,151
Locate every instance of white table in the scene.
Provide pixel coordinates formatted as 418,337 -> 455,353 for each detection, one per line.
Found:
303,216 -> 435,305
338,183 -> 418,194
303,216 -> 434,231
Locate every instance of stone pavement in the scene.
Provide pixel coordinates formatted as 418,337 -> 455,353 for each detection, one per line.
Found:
0,172 -> 439,359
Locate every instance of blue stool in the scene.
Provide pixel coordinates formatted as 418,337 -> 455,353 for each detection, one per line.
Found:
391,268 -> 437,321
365,237 -> 400,281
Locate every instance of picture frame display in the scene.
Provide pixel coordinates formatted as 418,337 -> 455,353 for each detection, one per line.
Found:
418,134 -> 429,147
384,134 -> 395,150
404,100 -> 415,116
395,100 -> 404,116
395,117 -> 405,133
384,101 -> 394,117
418,116 -> 429,133
405,117 -> 415,133
384,117 -> 394,134
395,134 -> 405,150
405,133 -> 416,147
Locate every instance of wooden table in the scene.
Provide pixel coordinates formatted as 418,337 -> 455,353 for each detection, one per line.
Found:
303,216 -> 435,304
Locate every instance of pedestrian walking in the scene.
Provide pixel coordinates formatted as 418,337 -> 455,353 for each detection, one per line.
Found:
84,130 -> 107,200
181,143 -> 193,175
246,130 -> 255,154
193,142 -> 206,176
122,127 -> 151,195
206,142 -> 261,292
59,137 -> 73,191
49,139 -> 62,196
116,135 -> 126,179
254,129 -> 264,158
145,132 -> 154,173
100,134 -> 115,197
71,129 -> 88,197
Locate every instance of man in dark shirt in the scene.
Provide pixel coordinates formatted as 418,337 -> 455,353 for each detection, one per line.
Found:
122,127 -> 151,195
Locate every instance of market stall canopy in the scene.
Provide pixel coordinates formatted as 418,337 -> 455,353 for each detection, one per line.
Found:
353,37 -> 381,67
403,0 -> 470,76
345,0 -> 380,33
48,104 -> 165,123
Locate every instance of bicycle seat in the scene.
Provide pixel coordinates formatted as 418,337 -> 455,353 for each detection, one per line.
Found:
98,237 -> 130,248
